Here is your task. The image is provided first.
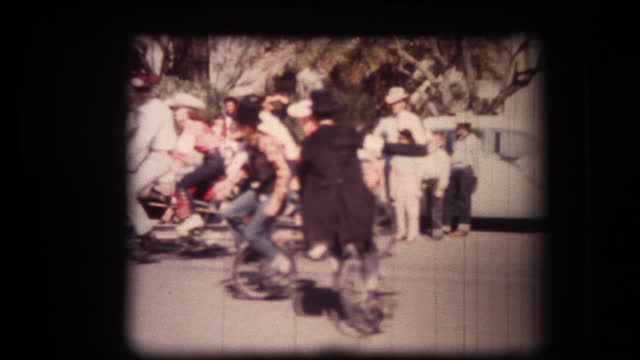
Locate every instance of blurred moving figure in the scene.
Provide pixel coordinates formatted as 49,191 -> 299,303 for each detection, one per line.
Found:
127,74 -> 177,240
292,90 -> 379,291
217,99 -> 293,273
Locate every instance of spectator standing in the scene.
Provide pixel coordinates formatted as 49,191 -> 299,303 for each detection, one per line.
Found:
421,131 -> 451,240
222,96 -> 239,137
373,86 -> 429,145
371,86 -> 430,231
389,130 -> 424,243
127,74 -> 177,240
444,119 -> 481,236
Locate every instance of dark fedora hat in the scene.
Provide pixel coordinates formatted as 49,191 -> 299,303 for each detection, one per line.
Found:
310,89 -> 340,113
234,99 -> 262,127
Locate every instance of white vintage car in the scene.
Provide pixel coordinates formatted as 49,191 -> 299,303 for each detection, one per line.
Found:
424,115 -> 546,219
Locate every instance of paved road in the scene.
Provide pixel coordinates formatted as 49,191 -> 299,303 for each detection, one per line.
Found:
125,227 -> 545,357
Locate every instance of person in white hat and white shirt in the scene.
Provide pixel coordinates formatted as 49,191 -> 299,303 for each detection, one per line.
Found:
373,86 -> 429,145
444,119 -> 481,236
371,86 -> 430,234
127,74 -> 177,242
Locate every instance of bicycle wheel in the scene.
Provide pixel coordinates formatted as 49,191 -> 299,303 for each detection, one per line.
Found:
232,245 -> 296,300
334,257 -> 384,336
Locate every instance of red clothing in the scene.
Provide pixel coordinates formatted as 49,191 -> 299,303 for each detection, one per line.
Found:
172,119 -> 224,163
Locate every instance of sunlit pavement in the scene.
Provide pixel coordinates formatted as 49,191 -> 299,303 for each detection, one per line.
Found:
126,228 -> 545,357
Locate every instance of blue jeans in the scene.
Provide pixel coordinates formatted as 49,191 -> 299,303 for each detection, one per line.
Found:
177,151 -> 225,212
443,166 -> 475,226
221,189 -> 280,260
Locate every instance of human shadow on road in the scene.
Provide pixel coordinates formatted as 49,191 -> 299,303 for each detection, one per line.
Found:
291,279 -> 348,319
178,245 -> 234,259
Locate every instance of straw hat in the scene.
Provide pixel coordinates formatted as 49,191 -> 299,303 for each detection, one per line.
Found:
166,92 -> 206,110
287,99 -> 313,118
385,86 -> 409,104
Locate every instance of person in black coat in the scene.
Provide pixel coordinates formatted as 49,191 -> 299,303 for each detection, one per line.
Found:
293,90 -> 377,260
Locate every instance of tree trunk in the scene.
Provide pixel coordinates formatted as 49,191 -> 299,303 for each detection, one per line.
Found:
461,38 -> 478,106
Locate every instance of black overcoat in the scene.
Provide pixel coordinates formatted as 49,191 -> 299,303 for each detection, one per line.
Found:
298,124 -> 376,256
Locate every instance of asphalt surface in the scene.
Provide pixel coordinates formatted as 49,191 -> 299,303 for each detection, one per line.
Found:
125,227 -> 545,357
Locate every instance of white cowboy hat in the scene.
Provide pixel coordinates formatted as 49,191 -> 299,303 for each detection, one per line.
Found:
166,92 -> 206,110
286,99 -> 313,118
385,86 -> 409,104
455,111 -> 477,128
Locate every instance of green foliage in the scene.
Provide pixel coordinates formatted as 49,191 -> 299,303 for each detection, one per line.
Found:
332,86 -> 379,130
133,35 -> 541,124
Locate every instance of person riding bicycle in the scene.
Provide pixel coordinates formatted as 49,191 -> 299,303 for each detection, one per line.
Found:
215,98 -> 293,274
289,89 -> 380,292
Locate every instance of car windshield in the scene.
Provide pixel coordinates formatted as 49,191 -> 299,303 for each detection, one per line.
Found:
441,128 -> 539,162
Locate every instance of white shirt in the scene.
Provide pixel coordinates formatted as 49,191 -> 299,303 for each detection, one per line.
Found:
373,109 -> 429,145
224,114 -> 237,138
258,110 -> 300,161
422,148 -> 451,190
391,155 -> 423,177
451,133 -> 481,170
128,98 -> 177,172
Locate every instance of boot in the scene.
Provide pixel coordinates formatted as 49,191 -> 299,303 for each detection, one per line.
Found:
174,189 -> 192,222
175,213 -> 204,237
450,223 -> 469,237
268,253 -> 292,274
307,243 -> 328,260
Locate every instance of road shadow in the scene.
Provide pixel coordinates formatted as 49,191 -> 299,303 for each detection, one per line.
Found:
178,245 -> 234,259
222,281 -> 292,302
291,279 -> 347,319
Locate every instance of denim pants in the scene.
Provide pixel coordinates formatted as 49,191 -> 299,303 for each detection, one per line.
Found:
424,178 -> 444,231
443,166 -> 475,226
176,151 -> 226,212
220,189 -> 280,260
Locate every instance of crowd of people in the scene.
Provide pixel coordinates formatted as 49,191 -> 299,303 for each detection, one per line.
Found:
126,73 -> 481,280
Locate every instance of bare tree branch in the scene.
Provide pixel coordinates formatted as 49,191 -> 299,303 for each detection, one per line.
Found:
429,37 -> 448,67
483,36 -> 544,114
461,38 -> 478,102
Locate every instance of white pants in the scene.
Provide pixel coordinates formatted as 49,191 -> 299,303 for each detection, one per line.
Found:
128,151 -> 173,235
391,174 -> 421,240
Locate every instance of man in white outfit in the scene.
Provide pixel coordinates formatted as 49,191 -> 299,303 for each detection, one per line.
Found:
127,74 -> 177,241
390,130 -> 423,243
373,86 -> 429,145
372,86 -> 430,232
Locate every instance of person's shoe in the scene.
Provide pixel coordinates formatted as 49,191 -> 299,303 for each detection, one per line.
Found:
269,253 -> 292,274
432,229 -> 444,241
307,243 -> 328,260
442,225 -> 452,234
175,214 -> 204,237
328,256 -> 340,273
450,223 -> 470,237
394,235 -> 407,243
